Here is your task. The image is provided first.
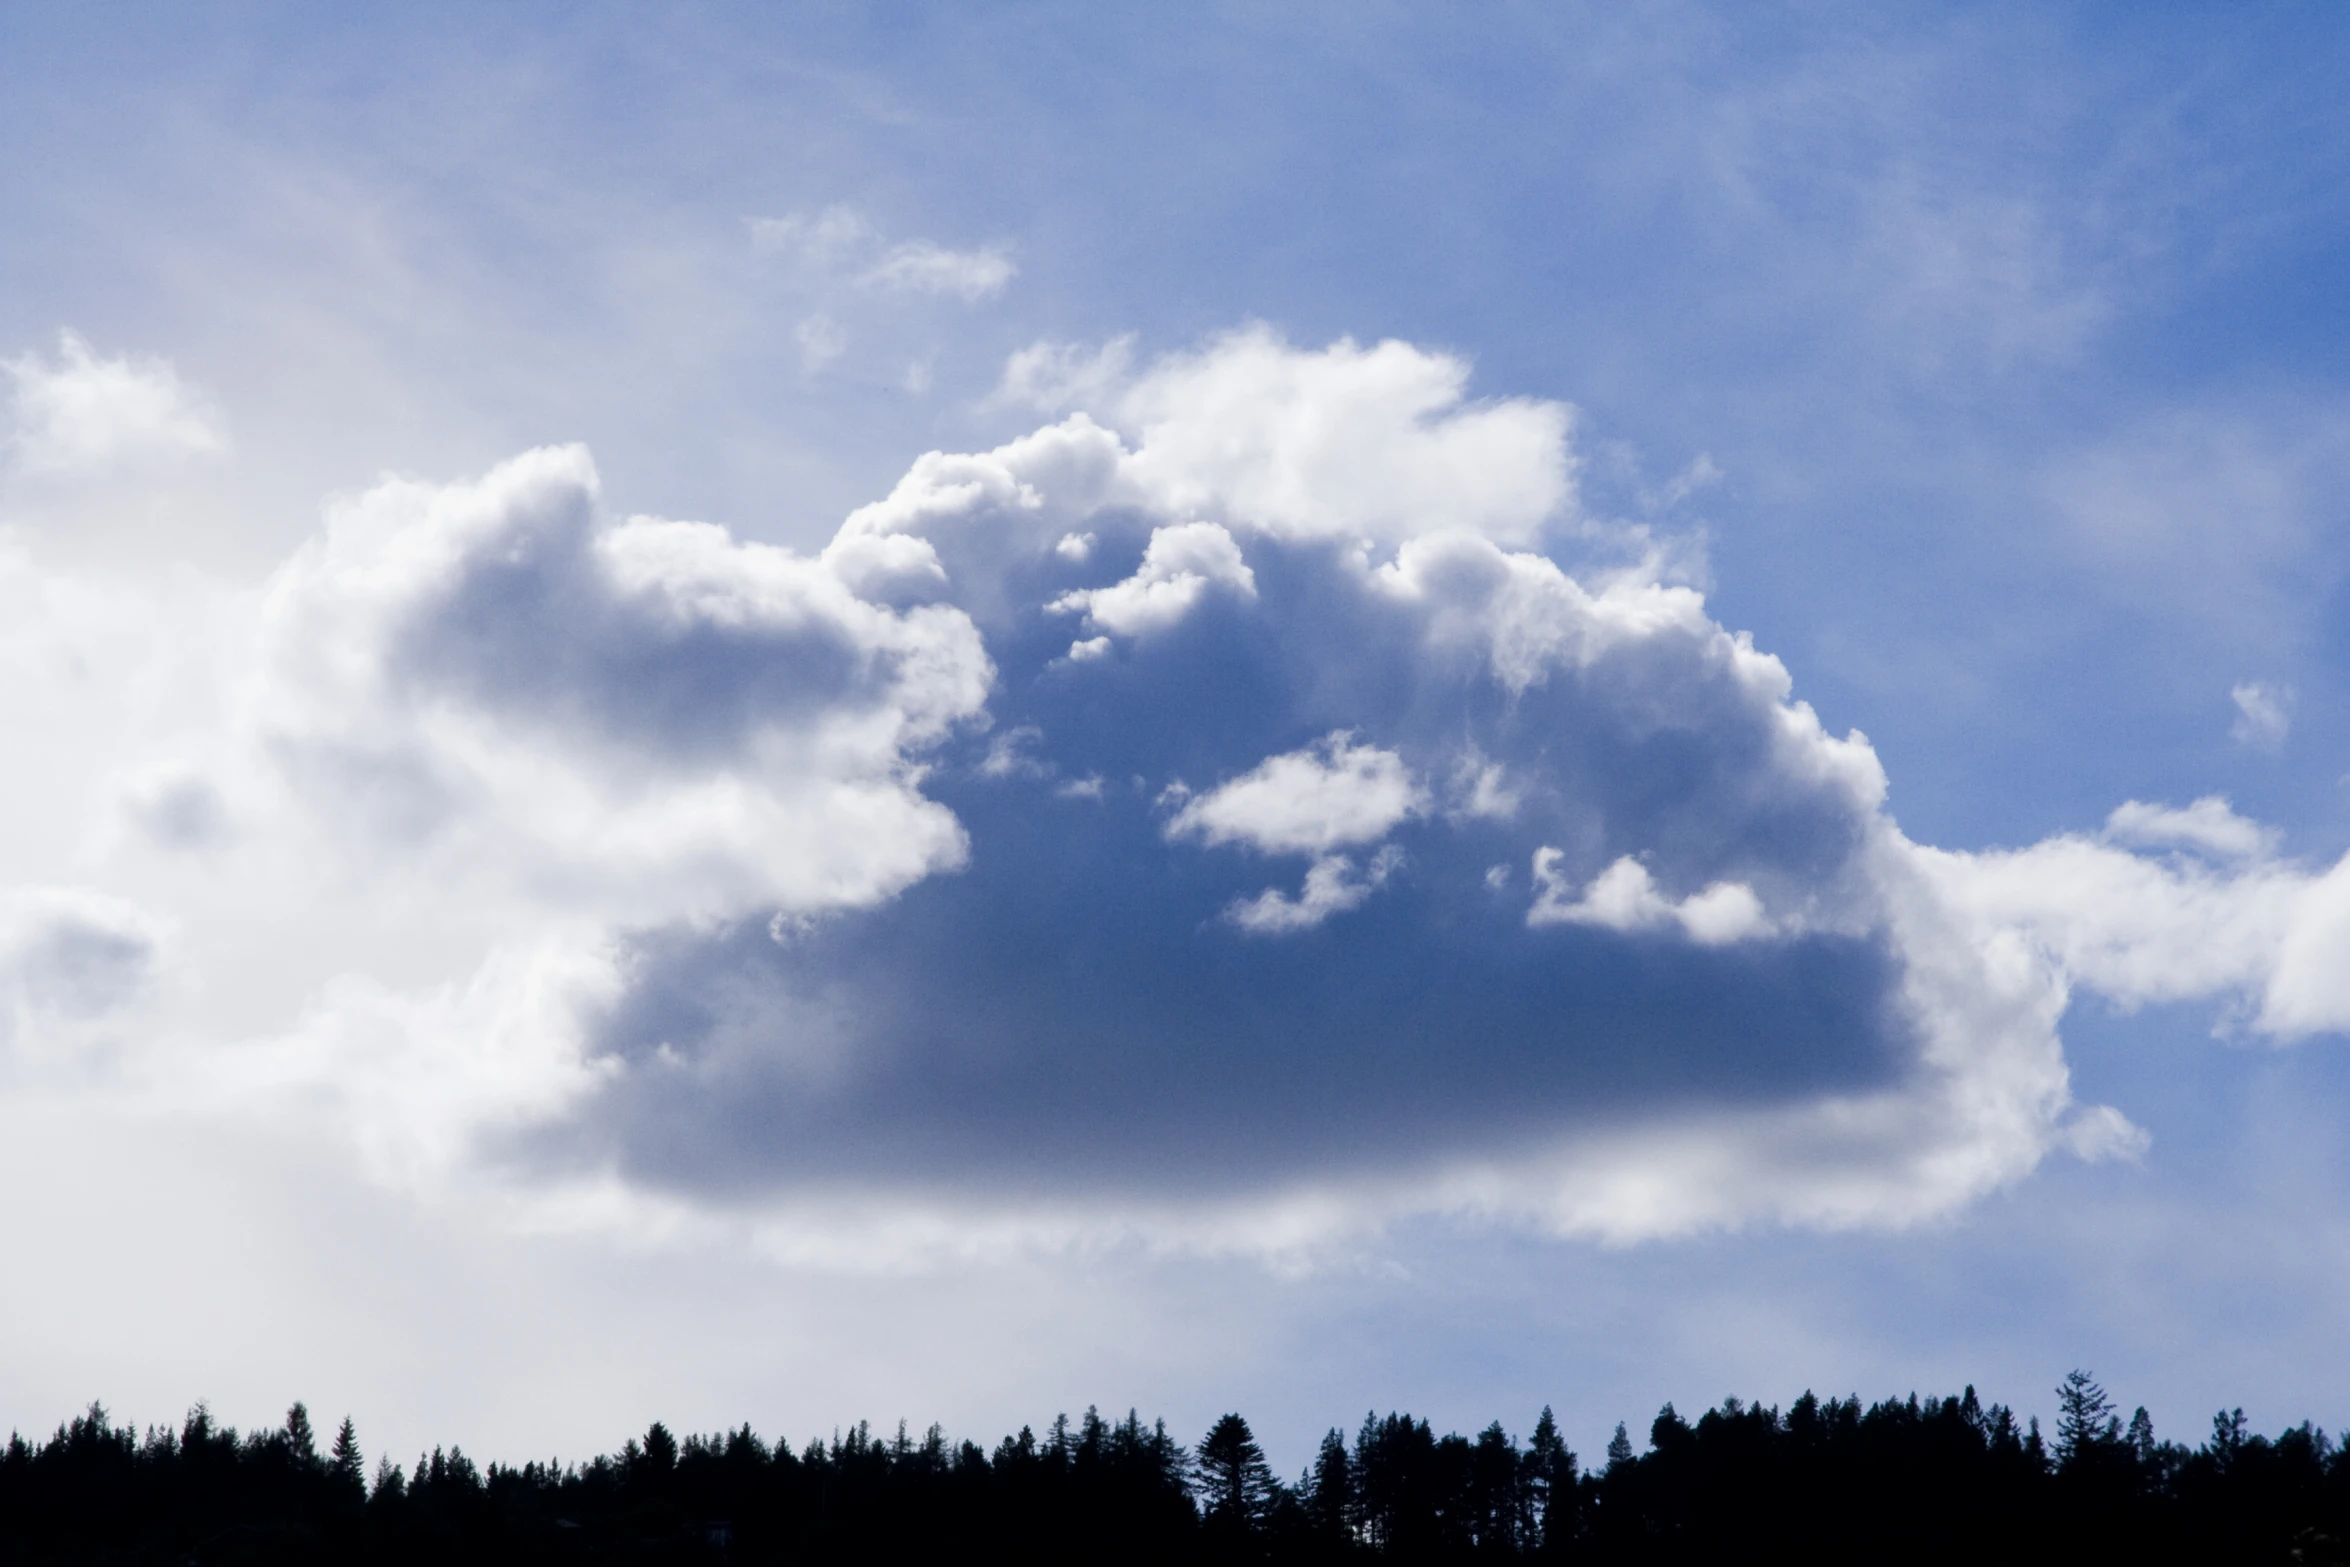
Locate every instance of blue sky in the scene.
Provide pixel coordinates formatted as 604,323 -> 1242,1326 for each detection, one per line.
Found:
2,2 -> 2349,1475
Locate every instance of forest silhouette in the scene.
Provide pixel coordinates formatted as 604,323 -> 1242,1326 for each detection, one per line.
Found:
4,1373 -> 2347,1562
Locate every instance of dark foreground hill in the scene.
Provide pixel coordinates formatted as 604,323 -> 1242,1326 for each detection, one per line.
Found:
4,1374 -> 2346,1563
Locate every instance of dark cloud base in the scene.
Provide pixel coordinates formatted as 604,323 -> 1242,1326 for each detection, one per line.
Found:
513,530 -> 1914,1204
533,785 -> 1912,1201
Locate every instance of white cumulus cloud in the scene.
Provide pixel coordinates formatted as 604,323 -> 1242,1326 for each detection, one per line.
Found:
1227,847 -> 1405,935
6,325 -> 2350,1263
1529,853 -> 1774,947
249,442 -> 991,929
2104,796 -> 2277,861
1050,520 -> 1257,641
1117,325 -> 1575,548
3,331 -> 226,479
1168,733 -> 1425,857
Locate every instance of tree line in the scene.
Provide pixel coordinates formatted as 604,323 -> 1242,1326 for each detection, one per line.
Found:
2,1373 -> 2346,1562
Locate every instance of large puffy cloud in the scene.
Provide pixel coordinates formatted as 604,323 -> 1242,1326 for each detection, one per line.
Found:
8,325 -> 2349,1255
495,331 -> 2168,1238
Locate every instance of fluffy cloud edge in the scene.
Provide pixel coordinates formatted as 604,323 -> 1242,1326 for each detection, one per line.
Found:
3,330 -> 227,480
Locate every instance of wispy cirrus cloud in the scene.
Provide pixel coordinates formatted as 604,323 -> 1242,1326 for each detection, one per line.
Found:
746,207 -> 1016,378
751,207 -> 1016,299
2231,681 -> 2293,748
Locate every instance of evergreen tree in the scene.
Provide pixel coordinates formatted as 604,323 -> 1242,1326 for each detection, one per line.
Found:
1466,1421 -> 1527,1551
1303,1427 -> 1354,1544
1352,1411 -> 1441,1555
2126,1407 -> 2157,1466
330,1417 -> 365,1499
1606,1421 -> 1635,1470
1196,1413 -> 1277,1534
282,1400 -> 318,1468
2055,1371 -> 2120,1470
1525,1405 -> 1577,1550
181,1402 -> 214,1453
2210,1408 -> 2250,1468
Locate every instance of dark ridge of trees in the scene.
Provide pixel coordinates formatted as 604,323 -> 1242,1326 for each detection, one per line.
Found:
3,1376 -> 2350,1563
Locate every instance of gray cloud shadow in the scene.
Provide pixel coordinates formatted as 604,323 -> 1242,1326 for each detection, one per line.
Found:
508,532 -> 1915,1204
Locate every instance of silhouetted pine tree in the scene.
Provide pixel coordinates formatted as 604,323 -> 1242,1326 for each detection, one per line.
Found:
1354,1412 -> 1444,1557
1465,1422 -> 1526,1552
280,1403 -> 317,1469
1302,1426 -> 1356,1554
2053,1370 -> 2120,1470
1197,1412 -> 1279,1545
1524,1406 -> 1577,1555
329,1417 -> 365,1502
